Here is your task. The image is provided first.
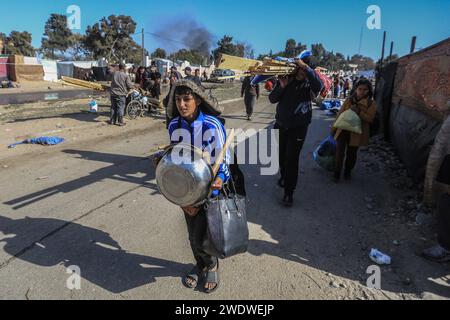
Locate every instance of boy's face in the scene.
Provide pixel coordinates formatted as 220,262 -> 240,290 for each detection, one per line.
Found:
175,93 -> 201,120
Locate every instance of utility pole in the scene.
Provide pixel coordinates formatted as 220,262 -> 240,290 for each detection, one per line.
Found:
380,31 -> 386,64
410,36 -> 417,54
389,41 -> 394,61
142,28 -> 145,66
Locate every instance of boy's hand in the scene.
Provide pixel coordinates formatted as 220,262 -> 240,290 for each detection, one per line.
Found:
151,151 -> 165,168
211,177 -> 223,191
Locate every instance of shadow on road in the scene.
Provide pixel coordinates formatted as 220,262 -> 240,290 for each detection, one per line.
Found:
4,150 -> 158,210
0,215 -> 187,293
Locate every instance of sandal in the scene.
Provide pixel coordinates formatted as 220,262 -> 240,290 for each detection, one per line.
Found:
183,265 -> 202,289
204,261 -> 220,294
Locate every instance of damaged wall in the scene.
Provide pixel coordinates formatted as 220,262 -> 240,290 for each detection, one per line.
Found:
377,38 -> 450,191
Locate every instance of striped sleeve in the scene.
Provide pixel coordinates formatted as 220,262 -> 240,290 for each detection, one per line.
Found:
204,115 -> 231,184
168,117 -> 179,143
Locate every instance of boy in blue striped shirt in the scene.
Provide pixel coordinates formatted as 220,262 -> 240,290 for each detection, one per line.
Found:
166,80 -> 230,293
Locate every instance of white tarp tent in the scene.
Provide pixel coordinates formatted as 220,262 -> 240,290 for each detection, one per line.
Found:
73,61 -> 94,69
23,56 -> 39,65
42,60 -> 58,82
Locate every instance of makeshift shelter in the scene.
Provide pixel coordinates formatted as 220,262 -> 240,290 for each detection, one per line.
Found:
57,61 -> 96,79
41,60 -> 58,82
73,65 -> 91,80
7,55 -> 43,81
92,66 -> 108,81
375,37 -> 450,204
23,56 -> 39,65
0,55 -> 8,81
57,61 -> 74,78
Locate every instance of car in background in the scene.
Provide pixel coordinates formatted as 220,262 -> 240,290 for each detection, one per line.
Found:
209,69 -> 236,83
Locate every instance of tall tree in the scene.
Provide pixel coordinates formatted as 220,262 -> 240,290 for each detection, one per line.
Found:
285,39 -> 297,58
66,34 -> 91,60
212,35 -> 242,62
127,41 -> 149,65
350,54 -> 375,70
84,15 -> 137,63
239,42 -> 255,59
151,48 -> 167,59
169,49 -> 205,65
41,14 -> 74,59
1,31 -> 35,56
311,43 -> 326,66
295,42 -> 307,56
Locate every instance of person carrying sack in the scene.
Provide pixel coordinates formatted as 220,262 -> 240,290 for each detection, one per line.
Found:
332,78 -> 376,182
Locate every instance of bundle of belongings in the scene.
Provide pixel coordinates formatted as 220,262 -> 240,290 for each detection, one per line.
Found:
8,137 -> 65,149
333,109 -> 362,134
315,69 -> 332,98
320,100 -> 342,115
313,135 -> 337,171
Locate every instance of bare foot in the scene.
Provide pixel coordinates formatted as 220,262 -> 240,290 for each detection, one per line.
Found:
204,264 -> 218,292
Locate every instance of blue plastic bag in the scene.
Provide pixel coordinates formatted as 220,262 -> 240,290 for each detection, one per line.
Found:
313,135 -> 336,171
8,137 -> 65,149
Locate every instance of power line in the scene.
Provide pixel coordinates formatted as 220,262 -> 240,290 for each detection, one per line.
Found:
131,30 -> 185,46
145,32 -> 185,45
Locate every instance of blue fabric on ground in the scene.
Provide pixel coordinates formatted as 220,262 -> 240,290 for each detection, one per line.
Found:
320,100 -> 342,111
8,137 -> 65,149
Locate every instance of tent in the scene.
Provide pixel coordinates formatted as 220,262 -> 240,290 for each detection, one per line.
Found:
57,61 -> 74,78
23,56 -> 39,65
92,66 -> 108,81
7,55 -> 43,82
41,60 -> 58,82
57,61 -> 96,79
0,55 -> 8,81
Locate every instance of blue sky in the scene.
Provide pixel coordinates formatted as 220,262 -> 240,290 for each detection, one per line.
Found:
1,0 -> 449,59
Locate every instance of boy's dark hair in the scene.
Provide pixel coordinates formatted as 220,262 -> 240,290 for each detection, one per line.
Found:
174,86 -> 198,98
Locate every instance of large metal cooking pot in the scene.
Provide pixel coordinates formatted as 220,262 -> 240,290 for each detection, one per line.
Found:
156,143 -> 213,207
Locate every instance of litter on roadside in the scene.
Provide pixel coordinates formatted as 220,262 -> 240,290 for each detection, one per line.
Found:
8,136 -> 65,149
369,249 -> 392,265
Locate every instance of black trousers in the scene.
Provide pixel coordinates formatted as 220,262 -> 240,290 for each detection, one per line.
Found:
437,194 -> 450,250
110,95 -> 126,124
184,208 -> 218,270
335,131 -> 359,177
275,123 -> 309,196
244,94 -> 256,117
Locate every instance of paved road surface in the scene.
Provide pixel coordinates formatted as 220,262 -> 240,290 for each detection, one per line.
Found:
0,97 -> 448,300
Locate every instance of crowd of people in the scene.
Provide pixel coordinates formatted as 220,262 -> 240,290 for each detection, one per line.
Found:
109,52 -> 449,295
107,62 -> 207,127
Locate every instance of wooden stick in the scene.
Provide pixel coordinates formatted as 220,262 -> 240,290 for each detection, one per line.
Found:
212,129 -> 235,177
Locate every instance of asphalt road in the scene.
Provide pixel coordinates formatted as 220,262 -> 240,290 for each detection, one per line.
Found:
0,97 -> 448,300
